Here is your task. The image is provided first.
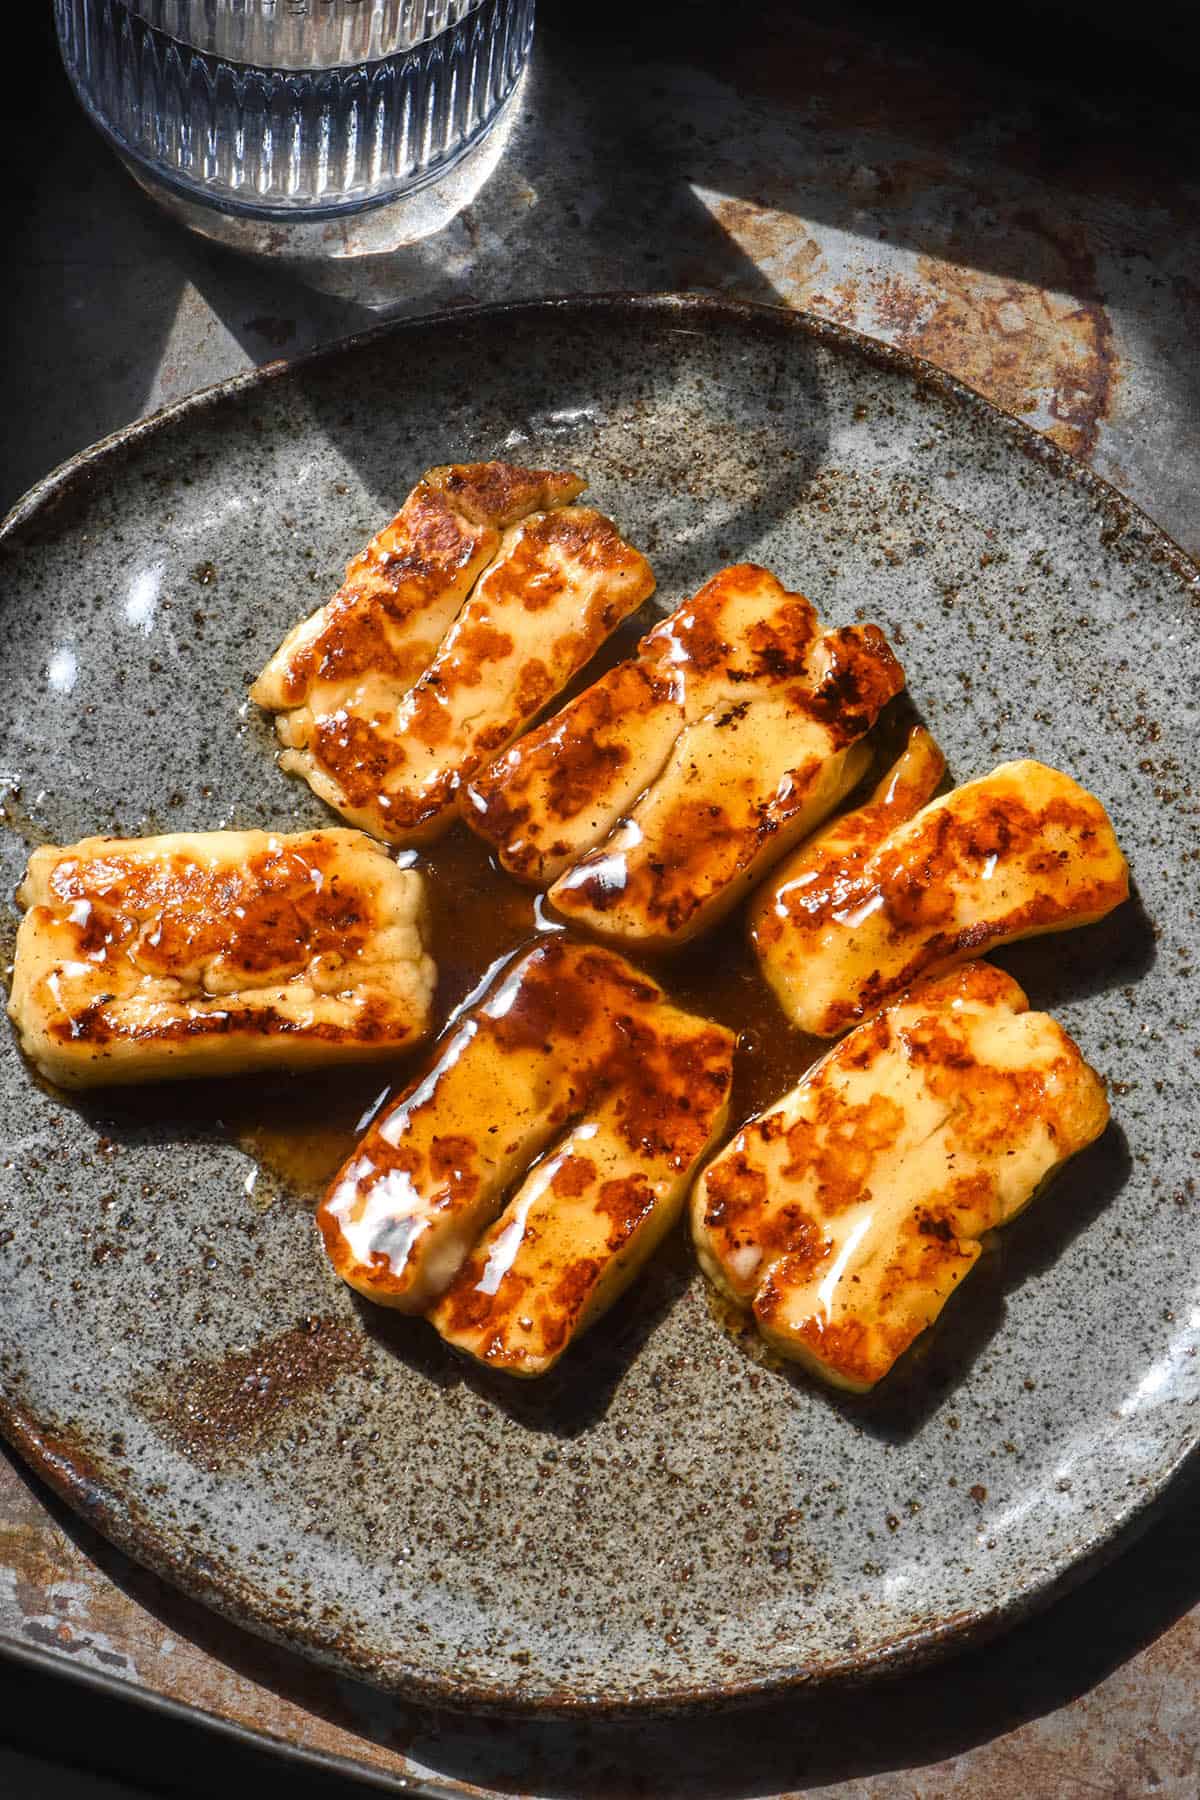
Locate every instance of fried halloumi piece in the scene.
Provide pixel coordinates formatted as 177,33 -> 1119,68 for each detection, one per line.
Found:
460,656 -> 683,885
429,1001 -> 733,1376
462,562 -> 819,884
250,460 -> 589,842
318,939 -> 734,1370
8,830 -> 435,1088
370,507 -> 654,842
464,564 -> 904,948
751,749 -> 1129,1036
692,962 -> 1109,1391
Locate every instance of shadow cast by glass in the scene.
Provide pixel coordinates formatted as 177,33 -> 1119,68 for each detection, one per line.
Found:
273,299 -> 834,609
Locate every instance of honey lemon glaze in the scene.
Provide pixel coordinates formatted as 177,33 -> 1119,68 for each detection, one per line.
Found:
318,938 -> 734,1375
222,818 -> 819,1212
751,734 -> 1130,1036
463,564 -> 905,949
692,962 -> 1110,1392
7,829 -> 434,1087
251,461 -> 653,846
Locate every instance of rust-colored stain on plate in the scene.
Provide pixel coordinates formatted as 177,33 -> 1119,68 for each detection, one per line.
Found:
137,1319 -> 373,1470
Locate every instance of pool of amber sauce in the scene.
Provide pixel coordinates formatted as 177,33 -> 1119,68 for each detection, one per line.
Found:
226,817 -> 825,1210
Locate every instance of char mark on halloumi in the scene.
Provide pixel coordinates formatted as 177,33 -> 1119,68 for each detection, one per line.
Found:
318,938 -> 734,1374
369,505 -> 654,842
750,741 -> 1129,1035
691,961 -> 1110,1391
463,564 -> 904,948
250,461 -> 654,845
8,830 -> 435,1088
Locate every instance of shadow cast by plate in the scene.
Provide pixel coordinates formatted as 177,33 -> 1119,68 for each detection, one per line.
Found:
6,1411 -> 1200,1799
407,1440 -> 1200,1799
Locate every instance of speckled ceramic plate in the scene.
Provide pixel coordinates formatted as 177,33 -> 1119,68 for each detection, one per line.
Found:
1,295 -> 1196,1716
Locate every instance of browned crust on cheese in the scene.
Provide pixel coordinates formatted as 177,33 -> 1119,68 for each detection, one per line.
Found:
280,487 -> 484,701
695,960 -> 1110,1390
317,939 -> 734,1325
554,627 -> 902,938
19,832 -> 425,1056
462,659 -> 672,879
639,562 -> 818,679
751,725 -> 946,959
464,564 -> 905,929
43,836 -> 374,984
424,461 -> 585,528
354,507 -> 655,835
757,759 -> 1129,1034
251,461 -> 588,820
55,997 -> 404,1050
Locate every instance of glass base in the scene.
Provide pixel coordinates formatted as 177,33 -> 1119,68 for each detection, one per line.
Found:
114,67 -> 526,274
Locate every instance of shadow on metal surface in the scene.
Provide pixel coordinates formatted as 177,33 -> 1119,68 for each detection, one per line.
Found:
3,20 -> 188,515
5,1425 -> 1199,1795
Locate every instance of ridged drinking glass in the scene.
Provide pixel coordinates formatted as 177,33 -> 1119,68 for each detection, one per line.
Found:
54,1 -> 536,250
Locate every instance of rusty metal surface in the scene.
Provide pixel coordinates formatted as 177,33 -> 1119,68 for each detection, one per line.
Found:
4,1439 -> 1200,1796
5,2 -> 1200,1792
9,7 -> 1200,559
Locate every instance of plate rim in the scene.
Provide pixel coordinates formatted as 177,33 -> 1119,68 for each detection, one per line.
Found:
2,290 -> 1197,1719
7,289 -> 1200,592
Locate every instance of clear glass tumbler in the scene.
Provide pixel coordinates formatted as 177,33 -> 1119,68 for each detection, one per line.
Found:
53,1 -> 536,256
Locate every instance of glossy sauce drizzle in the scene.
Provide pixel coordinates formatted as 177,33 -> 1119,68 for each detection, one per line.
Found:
220,596 -> 863,1199
240,605 -> 842,1197
1,605 -> 834,1208
228,817 -> 825,1205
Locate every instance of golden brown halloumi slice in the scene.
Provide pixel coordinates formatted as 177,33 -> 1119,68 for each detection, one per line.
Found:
250,460 -> 588,842
692,962 -> 1110,1391
317,939 -> 734,1368
369,507 -> 654,842
463,564 -> 901,894
464,564 -> 904,948
547,616 -> 903,950
751,750 -> 1129,1036
8,830 -> 435,1088
429,999 -> 733,1376
460,657 -> 682,884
